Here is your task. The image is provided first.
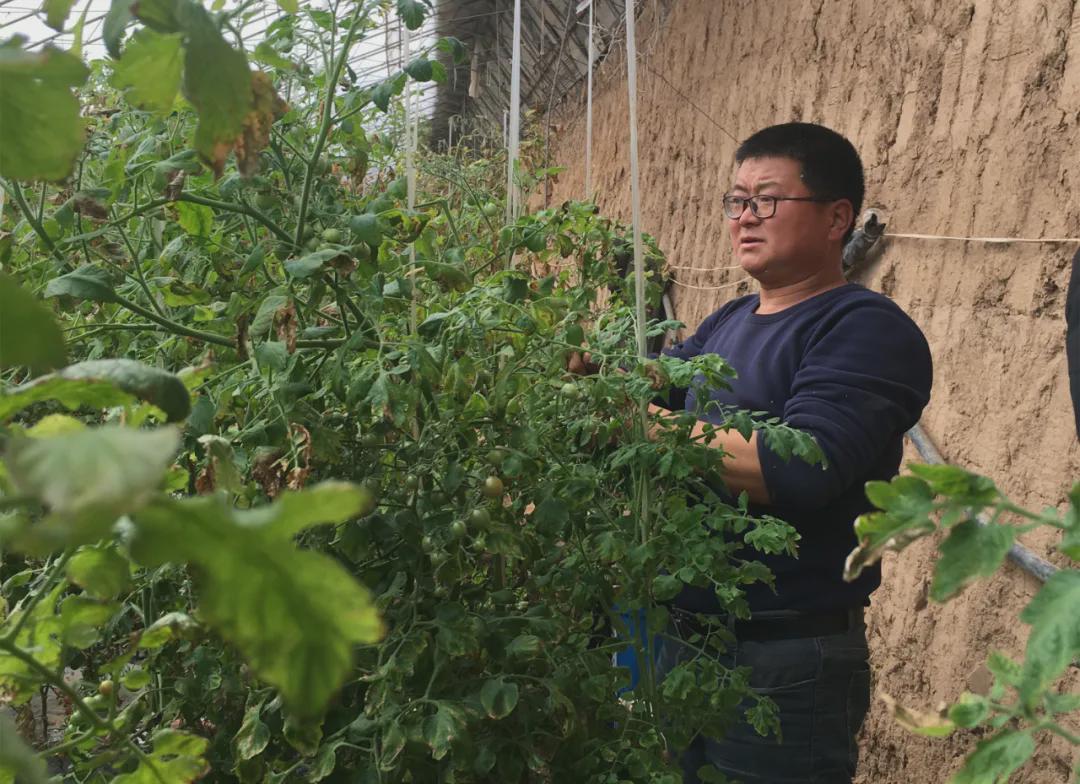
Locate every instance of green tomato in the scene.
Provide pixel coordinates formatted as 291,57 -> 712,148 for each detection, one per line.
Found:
481,202 -> 500,218
481,475 -> 504,500
404,474 -> 420,492
360,433 -> 379,448
449,520 -> 467,540
304,237 -> 320,252
470,507 -> 491,528
322,228 -> 342,243
98,680 -> 114,698
421,535 -> 435,554
560,382 -> 581,400
254,192 -> 276,210
486,448 -> 507,468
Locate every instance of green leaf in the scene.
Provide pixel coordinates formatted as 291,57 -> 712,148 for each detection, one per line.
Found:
43,0 -> 77,32
0,713 -> 48,784
121,668 -> 152,690
0,377 -> 133,422
277,0 -> 299,11
234,700 -> 271,760
109,28 -> 183,113
66,543 -> 131,598
0,39 -> 88,181
652,574 -> 683,602
54,359 -> 192,422
177,200 -> 215,237
396,0 -> 428,30
0,584 -> 64,704
404,57 -> 433,81
435,36 -> 467,65
138,611 -> 201,649
0,274 -> 66,373
285,248 -> 341,278
908,463 -> 1000,508
947,692 -> 990,729
423,703 -> 467,760
179,5 -> 252,174
479,678 -> 519,720
5,426 -> 177,517
43,265 -> 118,303
505,634 -> 541,658
130,490 -> 384,718
58,595 -> 120,648
251,292 -> 289,335
371,72 -> 406,112
103,0 -> 132,58
1018,570 -> 1080,706
254,341 -> 288,372
235,481 -> 372,539
930,520 -> 1016,602
844,510 -> 936,582
112,729 -> 209,784
949,729 -> 1034,784
132,0 -> 183,32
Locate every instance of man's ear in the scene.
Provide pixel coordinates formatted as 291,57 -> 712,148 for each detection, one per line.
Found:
828,200 -> 855,242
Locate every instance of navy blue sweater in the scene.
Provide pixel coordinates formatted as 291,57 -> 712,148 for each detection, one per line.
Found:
661,283 -> 932,613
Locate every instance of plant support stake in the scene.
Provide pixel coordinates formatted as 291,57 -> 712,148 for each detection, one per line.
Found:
506,0 -> 523,222
585,0 -> 594,200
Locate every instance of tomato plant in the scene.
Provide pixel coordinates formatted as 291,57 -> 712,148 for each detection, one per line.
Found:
0,1 -> 824,782
845,465 -> 1080,782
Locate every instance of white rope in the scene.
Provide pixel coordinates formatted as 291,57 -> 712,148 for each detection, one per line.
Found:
666,263 -> 743,272
884,232 -> 1080,244
669,276 -> 753,292
624,0 -> 646,359
506,0 -> 523,222
404,21 -> 418,334
585,0 -> 594,201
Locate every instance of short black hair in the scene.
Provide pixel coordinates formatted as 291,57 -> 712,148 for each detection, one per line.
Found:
735,122 -> 864,243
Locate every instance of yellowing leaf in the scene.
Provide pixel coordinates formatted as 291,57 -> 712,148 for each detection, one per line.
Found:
879,693 -> 955,738
130,487 -> 384,718
0,39 -> 88,181
110,28 -> 184,114
180,6 -> 252,176
233,70 -> 288,178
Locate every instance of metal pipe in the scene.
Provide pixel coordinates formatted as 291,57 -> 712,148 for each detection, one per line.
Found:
906,423 -> 1059,583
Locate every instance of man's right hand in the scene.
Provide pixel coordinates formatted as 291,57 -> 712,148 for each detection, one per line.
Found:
566,351 -> 599,375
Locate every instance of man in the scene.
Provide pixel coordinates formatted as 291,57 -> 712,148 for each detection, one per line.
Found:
584,123 -> 932,782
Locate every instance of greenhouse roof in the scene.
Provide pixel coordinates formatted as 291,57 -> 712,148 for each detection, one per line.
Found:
0,0 -> 636,146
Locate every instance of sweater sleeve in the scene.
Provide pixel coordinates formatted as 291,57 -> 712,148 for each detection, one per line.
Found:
653,302 -> 740,411
757,303 -> 933,509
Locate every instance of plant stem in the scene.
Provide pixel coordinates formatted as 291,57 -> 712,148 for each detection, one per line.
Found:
2,180 -> 69,268
294,1 -> 366,246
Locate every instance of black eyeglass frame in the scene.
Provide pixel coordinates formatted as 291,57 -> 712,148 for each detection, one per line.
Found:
721,193 -> 838,220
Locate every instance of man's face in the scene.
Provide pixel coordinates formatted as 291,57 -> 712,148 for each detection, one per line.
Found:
727,156 -> 845,284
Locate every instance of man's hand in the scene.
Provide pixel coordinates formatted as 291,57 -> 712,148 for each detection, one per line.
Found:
566,351 -> 599,375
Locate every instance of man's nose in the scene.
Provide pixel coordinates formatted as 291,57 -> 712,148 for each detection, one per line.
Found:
738,204 -> 762,227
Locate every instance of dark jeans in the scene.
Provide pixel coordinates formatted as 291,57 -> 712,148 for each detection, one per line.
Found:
655,609 -> 871,784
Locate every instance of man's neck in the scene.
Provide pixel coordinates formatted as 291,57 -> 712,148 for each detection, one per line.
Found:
756,268 -> 847,315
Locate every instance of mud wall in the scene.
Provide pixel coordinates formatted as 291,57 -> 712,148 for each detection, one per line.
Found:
540,1 -> 1080,780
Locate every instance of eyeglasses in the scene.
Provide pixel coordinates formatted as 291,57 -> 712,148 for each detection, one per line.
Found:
722,193 -> 835,220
